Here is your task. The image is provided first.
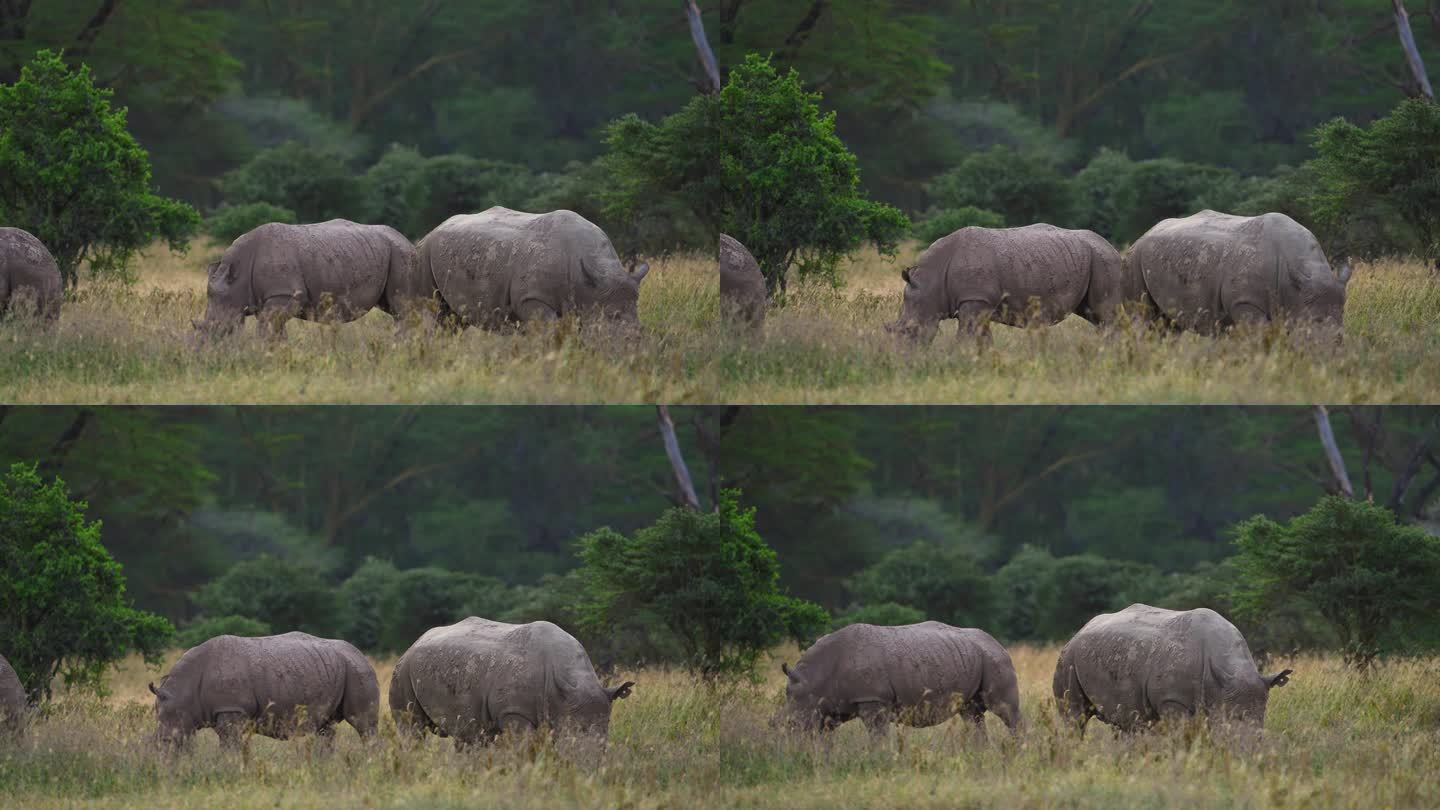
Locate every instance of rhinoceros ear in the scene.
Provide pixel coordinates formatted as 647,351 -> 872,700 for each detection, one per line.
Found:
580,258 -> 601,288
902,267 -> 918,289
607,681 -> 635,702
148,681 -> 159,696
782,662 -> 798,682
1264,669 -> 1294,690
631,261 -> 650,285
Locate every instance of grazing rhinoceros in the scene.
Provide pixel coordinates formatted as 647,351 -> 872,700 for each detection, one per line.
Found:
193,219 -> 429,339
149,632 -> 380,749
1053,604 -> 1292,734
1123,210 -> 1351,336
1,653 -> 28,735
0,227 -> 62,323
719,234 -> 766,328
388,617 -> 633,747
417,207 -> 649,329
779,621 -> 1022,736
886,224 -> 1138,343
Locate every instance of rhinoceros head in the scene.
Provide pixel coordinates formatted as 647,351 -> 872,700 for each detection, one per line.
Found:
149,679 -> 194,749
773,661 -> 829,733
1284,254 -> 1352,341
192,261 -> 250,340
584,257 -> 650,326
885,265 -> 942,344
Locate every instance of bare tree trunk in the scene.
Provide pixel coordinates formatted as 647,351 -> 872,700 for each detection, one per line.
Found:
684,0 -> 722,94
1314,405 -> 1356,498
1388,425 -> 1439,511
1394,0 -> 1436,100
657,406 -> 701,510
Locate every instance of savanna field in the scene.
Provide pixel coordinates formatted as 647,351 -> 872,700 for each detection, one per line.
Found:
2,243 -> 1437,405
2,646 -> 1437,809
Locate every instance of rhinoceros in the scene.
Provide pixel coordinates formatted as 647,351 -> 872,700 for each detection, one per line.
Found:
149,632 -> 380,749
779,621 -> 1022,736
0,652 -> 28,735
388,617 -> 633,747
0,227 -> 62,323
417,207 -> 649,329
193,219 -> 429,339
719,234 -> 766,328
887,224 -> 1139,344
1123,210 -> 1351,336
1053,604 -> 1292,734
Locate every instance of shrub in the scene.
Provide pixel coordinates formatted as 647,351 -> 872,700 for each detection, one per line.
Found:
360,145 -> 429,236
0,50 -> 199,287
926,146 -> 1073,227
577,490 -> 829,679
1150,559 -> 1334,661
831,602 -> 926,631
176,615 -> 271,648
502,570 -> 683,671
204,202 -> 297,243
1070,150 -> 1244,244
1308,99 -> 1440,265
846,541 -> 998,629
376,567 -> 511,653
601,53 -> 908,293
335,557 -> 399,653
407,155 -> 533,238
1232,496 -> 1440,669
220,141 -> 365,223
993,546 -> 1164,641
0,463 -> 173,702
192,555 -> 339,637
912,206 -> 1006,245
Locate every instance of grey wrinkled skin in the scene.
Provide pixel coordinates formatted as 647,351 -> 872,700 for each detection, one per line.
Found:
388,617 -> 633,748
779,622 -> 1022,736
193,219 -> 428,340
719,234 -> 766,328
1053,604 -> 1292,735
150,632 -> 380,750
1124,210 -> 1351,337
1,653 -> 29,736
0,227 -> 63,323
887,224 -> 1138,344
417,207 -> 649,329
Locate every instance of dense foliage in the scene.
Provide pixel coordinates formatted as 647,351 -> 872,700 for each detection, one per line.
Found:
1233,497 -> 1440,669
0,51 -> 199,287
577,490 -> 829,678
0,463 -> 173,702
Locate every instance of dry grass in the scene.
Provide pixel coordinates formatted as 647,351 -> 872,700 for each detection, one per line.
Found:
1,241 -> 1437,403
3,646 -> 1437,808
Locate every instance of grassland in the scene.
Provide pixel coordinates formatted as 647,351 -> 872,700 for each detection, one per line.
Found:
3,646 -> 1437,808
1,242 -> 1437,403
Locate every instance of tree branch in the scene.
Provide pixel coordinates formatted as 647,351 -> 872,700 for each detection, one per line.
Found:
1393,0 -> 1436,100
1314,405 -> 1355,498
684,0 -> 721,94
657,405 -> 701,510
71,0 -> 121,60
348,48 -> 477,127
39,409 -> 94,478
1388,421 -> 1439,512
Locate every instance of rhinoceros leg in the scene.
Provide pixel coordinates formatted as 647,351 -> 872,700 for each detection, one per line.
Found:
953,300 -> 996,347
213,711 -> 249,751
257,296 -> 301,342
514,298 -> 560,323
857,702 -> 890,737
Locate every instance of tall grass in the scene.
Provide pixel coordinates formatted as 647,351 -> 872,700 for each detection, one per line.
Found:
2,646 -> 1436,808
1,242 -> 1437,403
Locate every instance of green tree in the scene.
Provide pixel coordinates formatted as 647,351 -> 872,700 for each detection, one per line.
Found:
1232,496 -> 1440,669
219,141 -> 366,224
831,602 -> 926,631
577,490 -> 828,678
1309,99 -> 1440,265
602,54 -> 908,293
926,146 -> 1073,226
0,463 -> 173,702
192,555 -> 339,637
912,206 -> 1006,245
846,541 -> 998,628
176,615 -> 271,649
0,50 -> 199,287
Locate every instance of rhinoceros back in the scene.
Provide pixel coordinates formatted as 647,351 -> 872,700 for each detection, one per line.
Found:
719,234 -> 766,323
420,207 -> 627,327
0,653 -> 27,732
932,225 -> 1095,324
392,617 -> 605,737
228,220 -> 393,319
798,621 -> 996,707
0,227 -> 63,319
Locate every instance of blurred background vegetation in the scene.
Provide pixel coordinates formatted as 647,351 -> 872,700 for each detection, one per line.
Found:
2,406 -> 1437,674
2,1 -> 1436,261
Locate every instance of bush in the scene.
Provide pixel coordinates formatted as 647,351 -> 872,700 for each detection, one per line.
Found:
376,567 -> 511,653
407,155 -> 533,239
1150,559 -> 1334,661
410,500 -> 562,584
0,50 -> 199,287
204,202 -> 297,243
912,206 -> 1006,245
1070,149 -> 1243,244
831,602 -> 926,631
361,145 -> 429,236
502,570 -> 682,671
335,557 -> 399,653
0,463 -> 173,702
176,615 -> 271,649
577,490 -> 829,679
192,555 -> 339,637
220,141 -> 365,223
846,541 -> 997,629
927,146 -> 1073,227
1232,496 -> 1440,669
601,53 -> 908,293
993,546 -> 1164,641
1308,99 -> 1440,265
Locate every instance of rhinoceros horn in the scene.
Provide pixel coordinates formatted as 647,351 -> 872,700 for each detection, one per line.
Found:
1336,258 -> 1353,286
1264,669 -> 1294,689
606,681 -> 635,702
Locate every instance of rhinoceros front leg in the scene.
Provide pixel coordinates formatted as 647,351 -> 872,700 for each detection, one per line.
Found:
213,711 -> 249,752
953,300 -> 996,348
257,295 -> 301,342
857,702 -> 891,738
514,298 -> 559,323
